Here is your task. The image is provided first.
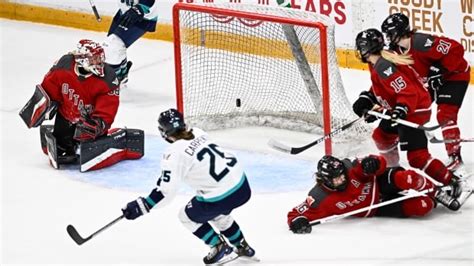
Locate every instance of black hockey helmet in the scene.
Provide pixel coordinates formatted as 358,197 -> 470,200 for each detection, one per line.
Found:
316,155 -> 348,191
381,13 -> 411,45
158,108 -> 187,140
355,28 -> 385,63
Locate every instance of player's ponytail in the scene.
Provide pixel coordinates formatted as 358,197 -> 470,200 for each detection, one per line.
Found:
381,50 -> 414,65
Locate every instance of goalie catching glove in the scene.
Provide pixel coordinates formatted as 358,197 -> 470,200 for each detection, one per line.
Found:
122,197 -> 150,220
73,115 -> 106,141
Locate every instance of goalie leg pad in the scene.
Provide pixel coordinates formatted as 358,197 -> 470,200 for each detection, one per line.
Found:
45,130 -> 59,169
40,125 -> 54,155
79,128 -> 144,172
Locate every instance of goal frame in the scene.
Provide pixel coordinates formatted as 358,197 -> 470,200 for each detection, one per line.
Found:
172,3 -> 333,154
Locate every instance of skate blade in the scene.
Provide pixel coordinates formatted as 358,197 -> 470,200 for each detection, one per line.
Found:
213,254 -> 261,265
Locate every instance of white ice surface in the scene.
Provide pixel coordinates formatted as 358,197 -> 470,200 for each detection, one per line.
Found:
1,19 -> 473,265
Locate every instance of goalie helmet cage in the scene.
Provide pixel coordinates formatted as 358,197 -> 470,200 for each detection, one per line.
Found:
172,3 -> 370,154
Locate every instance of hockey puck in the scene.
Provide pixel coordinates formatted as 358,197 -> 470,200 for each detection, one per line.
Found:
236,98 -> 241,107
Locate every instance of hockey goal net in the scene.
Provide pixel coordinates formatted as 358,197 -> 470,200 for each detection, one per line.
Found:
173,3 -> 369,153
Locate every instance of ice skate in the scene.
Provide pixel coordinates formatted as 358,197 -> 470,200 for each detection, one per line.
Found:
434,187 -> 461,211
234,239 -> 260,263
203,235 -> 233,265
446,153 -> 463,171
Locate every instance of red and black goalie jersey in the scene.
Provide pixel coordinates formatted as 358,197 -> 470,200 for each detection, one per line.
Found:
41,54 -> 120,129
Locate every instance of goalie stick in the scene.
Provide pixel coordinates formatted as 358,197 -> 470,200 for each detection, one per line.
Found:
309,188 -> 432,227
366,110 -> 449,131
268,117 -> 363,154
88,0 -> 102,22
67,214 -> 123,245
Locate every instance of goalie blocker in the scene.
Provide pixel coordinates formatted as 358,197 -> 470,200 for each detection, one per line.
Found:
40,126 -> 144,172
19,85 -> 58,128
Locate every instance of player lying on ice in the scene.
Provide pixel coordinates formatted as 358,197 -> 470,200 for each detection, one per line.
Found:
287,154 -> 469,234
121,108 -> 259,265
19,39 -> 144,172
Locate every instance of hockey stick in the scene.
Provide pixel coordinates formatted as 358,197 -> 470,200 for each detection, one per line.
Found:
428,135 -> 474,144
67,214 -> 124,245
309,188 -> 431,226
268,117 -> 363,154
88,0 -> 102,22
366,110 -> 449,131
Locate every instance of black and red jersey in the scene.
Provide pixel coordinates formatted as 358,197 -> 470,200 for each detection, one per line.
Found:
397,32 -> 470,82
41,54 -> 120,128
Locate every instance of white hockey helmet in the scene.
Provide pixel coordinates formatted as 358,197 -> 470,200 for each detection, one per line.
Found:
73,39 -> 105,77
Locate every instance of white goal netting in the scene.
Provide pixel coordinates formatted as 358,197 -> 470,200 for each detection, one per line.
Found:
174,3 -> 370,142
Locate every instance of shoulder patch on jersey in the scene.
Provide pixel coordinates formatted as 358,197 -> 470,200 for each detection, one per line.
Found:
374,58 -> 397,79
412,32 -> 436,52
102,65 -> 120,91
51,54 -> 74,71
307,185 -> 329,208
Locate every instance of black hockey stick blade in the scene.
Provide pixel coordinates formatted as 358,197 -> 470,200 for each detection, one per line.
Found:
67,224 -> 90,245
67,214 -> 124,246
268,117 -> 362,155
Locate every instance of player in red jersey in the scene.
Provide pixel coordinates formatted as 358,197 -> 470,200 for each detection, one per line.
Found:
381,13 -> 470,171
288,155 -> 461,234
351,28 -> 460,189
19,39 -> 144,171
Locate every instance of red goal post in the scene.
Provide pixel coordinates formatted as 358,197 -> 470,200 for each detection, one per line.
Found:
172,3 -> 368,155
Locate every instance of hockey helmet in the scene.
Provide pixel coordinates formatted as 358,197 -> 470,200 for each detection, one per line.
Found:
158,108 -> 187,140
381,13 -> 411,45
355,28 -> 385,63
316,155 -> 348,191
73,39 -> 105,77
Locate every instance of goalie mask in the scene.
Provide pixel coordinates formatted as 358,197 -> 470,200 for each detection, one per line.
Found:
355,28 -> 384,63
158,108 -> 187,142
73,39 -> 105,77
381,13 -> 411,46
316,155 -> 348,191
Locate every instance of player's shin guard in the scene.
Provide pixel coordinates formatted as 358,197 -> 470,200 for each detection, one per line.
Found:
392,170 -> 435,197
401,197 -> 434,217
79,128 -> 144,172
372,128 -> 400,167
437,104 -> 462,157
407,149 -> 452,185
178,207 -> 222,246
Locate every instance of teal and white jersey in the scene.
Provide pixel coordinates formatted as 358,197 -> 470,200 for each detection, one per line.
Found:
157,128 -> 245,204
117,0 -> 158,21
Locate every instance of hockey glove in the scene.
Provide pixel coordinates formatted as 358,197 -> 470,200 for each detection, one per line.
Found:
122,197 -> 150,220
119,5 -> 145,28
361,156 -> 380,175
289,216 -> 312,234
73,116 -> 106,142
352,91 -> 377,123
427,65 -> 444,91
390,104 -> 408,127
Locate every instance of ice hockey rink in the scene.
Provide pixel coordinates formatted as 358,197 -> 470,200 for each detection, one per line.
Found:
1,18 -> 473,265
